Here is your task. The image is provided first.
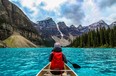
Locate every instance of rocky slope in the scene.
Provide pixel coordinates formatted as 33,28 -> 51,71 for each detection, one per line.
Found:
3,32 -> 37,48
0,0 -> 42,45
52,36 -> 70,46
37,17 -> 60,38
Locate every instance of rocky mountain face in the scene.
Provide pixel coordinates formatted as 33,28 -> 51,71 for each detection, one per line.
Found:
36,18 -> 83,46
37,18 -> 60,38
69,25 -> 81,36
57,22 -> 69,36
0,0 -> 42,45
58,23 -> 82,36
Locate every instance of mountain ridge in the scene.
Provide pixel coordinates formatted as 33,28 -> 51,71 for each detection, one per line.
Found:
35,17 -> 115,46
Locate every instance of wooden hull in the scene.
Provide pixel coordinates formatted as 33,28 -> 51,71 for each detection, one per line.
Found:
36,63 -> 77,76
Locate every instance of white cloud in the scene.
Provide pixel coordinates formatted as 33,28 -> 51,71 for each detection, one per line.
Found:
82,0 -> 116,26
95,3 -> 116,25
82,0 -> 102,26
20,0 -> 40,16
41,0 -> 67,11
104,14 -> 116,25
19,0 -> 41,8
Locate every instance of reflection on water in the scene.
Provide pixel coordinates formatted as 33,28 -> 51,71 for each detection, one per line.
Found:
0,48 -> 116,76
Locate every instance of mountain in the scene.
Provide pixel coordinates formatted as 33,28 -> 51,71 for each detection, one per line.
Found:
36,19 -> 74,46
35,16 -> 114,46
35,18 -> 109,46
58,22 -> 82,36
3,32 -> 37,48
57,22 -> 69,36
76,20 -> 109,34
110,21 -> 116,28
69,25 -> 80,36
37,17 -> 60,38
77,25 -> 83,30
88,20 -> 109,30
0,0 -> 42,45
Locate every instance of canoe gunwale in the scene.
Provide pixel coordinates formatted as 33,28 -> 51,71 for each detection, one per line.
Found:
36,63 -> 78,76
36,63 -> 49,76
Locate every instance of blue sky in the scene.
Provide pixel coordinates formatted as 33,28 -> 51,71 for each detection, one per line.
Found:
9,0 -> 116,26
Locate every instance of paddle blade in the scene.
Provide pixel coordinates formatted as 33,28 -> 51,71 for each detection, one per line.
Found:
73,64 -> 81,68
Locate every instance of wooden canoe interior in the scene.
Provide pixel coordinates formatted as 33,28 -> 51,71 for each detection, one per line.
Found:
37,63 -> 77,76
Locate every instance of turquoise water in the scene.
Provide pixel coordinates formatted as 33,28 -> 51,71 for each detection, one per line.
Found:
0,48 -> 116,76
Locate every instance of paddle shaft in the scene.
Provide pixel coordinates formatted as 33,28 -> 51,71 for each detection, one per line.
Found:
67,60 -> 73,64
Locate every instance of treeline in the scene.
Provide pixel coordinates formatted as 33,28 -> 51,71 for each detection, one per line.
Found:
71,26 -> 116,47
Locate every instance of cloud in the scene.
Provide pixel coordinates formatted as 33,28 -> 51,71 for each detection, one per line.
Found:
94,0 -> 116,9
9,0 -> 116,26
81,0 -> 102,26
19,0 -> 41,16
59,0 -> 85,26
41,0 -> 67,11
100,5 -> 116,24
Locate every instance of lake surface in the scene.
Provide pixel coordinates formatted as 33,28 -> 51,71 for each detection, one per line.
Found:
0,48 -> 116,76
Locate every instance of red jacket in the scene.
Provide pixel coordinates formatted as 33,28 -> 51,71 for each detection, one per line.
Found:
49,47 -> 67,70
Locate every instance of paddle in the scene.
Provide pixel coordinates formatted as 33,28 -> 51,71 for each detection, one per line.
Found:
68,60 -> 81,68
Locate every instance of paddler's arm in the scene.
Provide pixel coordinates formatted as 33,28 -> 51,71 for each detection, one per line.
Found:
63,54 -> 67,63
49,53 -> 53,62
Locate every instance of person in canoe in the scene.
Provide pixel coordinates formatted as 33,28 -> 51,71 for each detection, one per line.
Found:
49,42 -> 67,75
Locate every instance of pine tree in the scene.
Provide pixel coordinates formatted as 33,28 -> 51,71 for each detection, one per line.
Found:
96,28 -> 100,46
114,26 -> 116,46
93,30 -> 97,47
109,29 -> 114,47
100,28 -> 104,46
84,34 -> 88,47
87,32 -> 91,47
105,27 -> 109,46
80,36 -> 83,47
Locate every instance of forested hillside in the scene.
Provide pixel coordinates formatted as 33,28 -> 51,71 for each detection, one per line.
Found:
71,26 -> 116,47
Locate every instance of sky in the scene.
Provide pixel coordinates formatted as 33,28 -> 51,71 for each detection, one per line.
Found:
9,0 -> 116,26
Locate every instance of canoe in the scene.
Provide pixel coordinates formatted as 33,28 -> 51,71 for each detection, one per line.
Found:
36,63 -> 78,76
